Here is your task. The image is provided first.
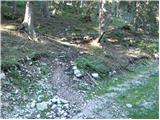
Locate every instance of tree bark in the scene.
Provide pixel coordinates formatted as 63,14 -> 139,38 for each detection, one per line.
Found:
134,1 -> 141,31
80,0 -> 83,8
99,0 -> 106,42
99,0 -> 106,35
90,0 -> 106,46
41,1 -> 50,18
12,1 -> 16,15
22,1 -> 37,41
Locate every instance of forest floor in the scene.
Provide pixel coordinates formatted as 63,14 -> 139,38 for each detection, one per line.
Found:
1,5 -> 159,119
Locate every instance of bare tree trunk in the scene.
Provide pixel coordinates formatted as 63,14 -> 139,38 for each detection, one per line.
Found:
41,1 -> 50,18
99,0 -> 106,42
90,0 -> 106,46
99,0 -> 106,35
134,1 -> 141,31
80,0 -> 83,8
12,1 -> 16,14
22,1 -> 37,41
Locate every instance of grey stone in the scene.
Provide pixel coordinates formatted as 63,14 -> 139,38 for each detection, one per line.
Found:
51,104 -> 57,110
74,69 -> 82,78
36,102 -> 48,111
91,73 -> 99,78
30,100 -> 36,108
73,66 -> 77,70
126,103 -> 132,108
37,114 -> 40,118
0,72 -> 6,80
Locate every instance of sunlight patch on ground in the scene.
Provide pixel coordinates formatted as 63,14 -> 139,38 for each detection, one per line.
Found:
126,48 -> 149,58
108,38 -> 118,43
1,24 -> 17,31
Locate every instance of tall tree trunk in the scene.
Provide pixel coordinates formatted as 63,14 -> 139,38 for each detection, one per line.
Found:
134,1 -> 141,31
80,0 -> 83,8
22,1 -> 37,41
41,1 -> 50,18
99,0 -> 106,42
90,0 -> 106,46
12,1 -> 16,15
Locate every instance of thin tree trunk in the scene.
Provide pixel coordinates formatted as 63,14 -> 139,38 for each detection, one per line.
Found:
41,1 -> 50,18
22,1 -> 37,41
134,1 -> 141,31
99,0 -> 106,42
12,1 -> 16,14
80,0 -> 83,8
90,0 -> 106,46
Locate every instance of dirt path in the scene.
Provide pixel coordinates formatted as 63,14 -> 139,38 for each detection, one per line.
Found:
73,61 -> 158,119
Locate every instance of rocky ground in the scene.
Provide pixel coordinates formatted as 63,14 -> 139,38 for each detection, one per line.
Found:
1,54 -> 158,119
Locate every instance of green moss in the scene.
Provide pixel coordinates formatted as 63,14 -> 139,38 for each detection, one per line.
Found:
75,54 -> 109,78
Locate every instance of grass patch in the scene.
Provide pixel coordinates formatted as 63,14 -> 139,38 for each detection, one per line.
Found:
75,54 -> 109,78
84,60 -> 158,99
117,72 -> 159,119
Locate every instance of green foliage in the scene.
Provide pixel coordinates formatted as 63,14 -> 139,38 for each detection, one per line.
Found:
109,17 -> 128,28
17,1 -> 26,8
75,54 -> 109,78
134,40 -> 159,54
8,69 -> 31,93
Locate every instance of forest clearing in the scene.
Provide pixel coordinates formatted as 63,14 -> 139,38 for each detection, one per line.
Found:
0,1 -> 159,119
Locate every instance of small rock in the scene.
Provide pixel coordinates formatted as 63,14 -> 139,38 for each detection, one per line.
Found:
91,73 -> 99,78
126,103 -> 132,108
41,62 -> 47,66
15,89 -> 19,94
109,72 -> 112,76
72,66 -> 77,70
36,102 -> 48,111
48,100 -> 52,106
51,104 -> 57,109
154,53 -> 159,59
63,104 -> 69,109
51,96 -> 61,103
0,72 -> 6,80
37,114 -> 40,118
46,112 -> 50,116
112,70 -> 116,74
63,112 -> 68,116
31,100 -> 36,108
26,56 -> 30,60
60,98 -> 69,104
74,69 -> 82,78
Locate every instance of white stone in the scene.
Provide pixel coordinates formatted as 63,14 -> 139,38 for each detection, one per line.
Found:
126,103 -> 132,108
74,69 -> 82,77
72,66 -> 77,70
51,104 -> 57,109
36,102 -> 48,111
91,73 -> 99,78
109,72 -> 112,76
15,89 -> 19,94
63,112 -> 68,116
63,104 -> 69,109
51,97 -> 58,103
154,53 -> 159,59
41,62 -> 47,66
37,114 -> 40,118
48,100 -> 52,106
112,70 -> 116,74
60,99 -> 69,104
30,100 -> 36,108
0,73 -> 6,80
